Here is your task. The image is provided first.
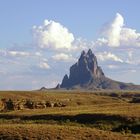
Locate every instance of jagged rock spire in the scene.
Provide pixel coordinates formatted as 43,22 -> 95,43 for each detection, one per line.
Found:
61,74 -> 69,88
60,49 -> 104,88
59,49 -> 140,90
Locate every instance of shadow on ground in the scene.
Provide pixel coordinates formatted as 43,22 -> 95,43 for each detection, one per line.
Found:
0,113 -> 140,134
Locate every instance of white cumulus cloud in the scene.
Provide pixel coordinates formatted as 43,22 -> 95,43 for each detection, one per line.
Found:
97,52 -> 123,63
120,27 -> 140,47
52,53 -> 75,62
98,13 -> 140,47
33,20 -> 75,51
103,13 -> 124,47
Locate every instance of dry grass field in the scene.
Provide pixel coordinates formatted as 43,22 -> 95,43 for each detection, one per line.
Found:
0,90 -> 140,140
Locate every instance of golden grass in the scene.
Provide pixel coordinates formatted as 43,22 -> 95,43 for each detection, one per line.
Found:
0,124 -> 139,140
0,90 -> 140,139
0,90 -> 139,117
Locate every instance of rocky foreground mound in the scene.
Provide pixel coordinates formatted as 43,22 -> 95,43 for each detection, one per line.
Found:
58,49 -> 140,90
0,98 -> 66,111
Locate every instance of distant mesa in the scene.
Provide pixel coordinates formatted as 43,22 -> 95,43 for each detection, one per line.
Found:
57,49 -> 140,90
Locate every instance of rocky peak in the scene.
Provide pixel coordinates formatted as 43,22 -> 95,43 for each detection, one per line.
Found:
61,74 -> 69,88
87,49 -> 92,55
81,50 -> 86,56
78,49 -> 104,77
87,49 -> 96,60
60,49 -> 104,88
58,49 -> 140,90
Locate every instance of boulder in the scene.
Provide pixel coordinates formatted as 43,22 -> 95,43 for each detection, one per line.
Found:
34,101 -> 46,109
54,102 -> 66,107
46,101 -> 54,107
25,100 -> 35,109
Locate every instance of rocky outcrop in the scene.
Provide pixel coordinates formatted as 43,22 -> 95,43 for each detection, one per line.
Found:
0,98 -> 67,112
0,99 -> 26,111
59,49 -> 140,90
60,49 -> 104,88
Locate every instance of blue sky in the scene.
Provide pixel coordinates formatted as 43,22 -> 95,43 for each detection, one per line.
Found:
1,0 -> 140,45
0,0 -> 140,90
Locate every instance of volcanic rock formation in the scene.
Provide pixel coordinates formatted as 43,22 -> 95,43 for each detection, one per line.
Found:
59,49 -> 140,90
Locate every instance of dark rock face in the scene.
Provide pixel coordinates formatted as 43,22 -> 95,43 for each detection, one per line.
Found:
60,49 -> 105,89
61,74 -> 69,88
60,49 -> 140,90
61,49 -> 104,88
